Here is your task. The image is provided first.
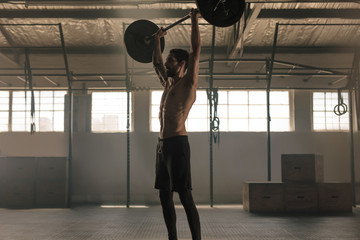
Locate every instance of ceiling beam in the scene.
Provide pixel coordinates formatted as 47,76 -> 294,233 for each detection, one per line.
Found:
228,3 -> 263,59
0,8 -> 359,19
0,46 -> 229,55
13,0 -> 360,6
0,9 -> 189,19
0,46 -> 355,56
258,9 -> 360,19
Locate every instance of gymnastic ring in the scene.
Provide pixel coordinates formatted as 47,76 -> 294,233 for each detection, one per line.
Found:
334,103 -> 348,116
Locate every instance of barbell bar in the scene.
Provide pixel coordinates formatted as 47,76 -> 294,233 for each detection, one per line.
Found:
124,0 -> 246,63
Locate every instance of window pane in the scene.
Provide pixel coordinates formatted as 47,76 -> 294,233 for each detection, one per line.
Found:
150,90 -> 290,132
188,104 -> 207,118
249,119 -> 267,131
270,105 -> 289,118
270,91 -> 289,104
271,119 -> 290,131
186,90 -> 208,132
219,119 -> 228,131
217,91 -> 228,104
312,91 -> 349,131
151,118 -> 160,132
229,91 -> 247,104
12,91 -> 65,132
0,91 -> 9,131
229,105 -> 248,118
187,119 -> 208,131
313,98 -> 325,111
54,112 -> 64,132
249,105 -> 266,118
39,111 -> 53,131
229,119 -> 248,131
151,105 -> 160,118
217,105 -> 228,118
91,92 -> 131,132
249,91 -> 266,104
195,91 -> 208,104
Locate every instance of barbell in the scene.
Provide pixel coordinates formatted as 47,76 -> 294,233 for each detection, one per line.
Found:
124,0 -> 246,63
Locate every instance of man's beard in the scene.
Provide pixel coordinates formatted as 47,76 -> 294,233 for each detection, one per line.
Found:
167,68 -> 176,77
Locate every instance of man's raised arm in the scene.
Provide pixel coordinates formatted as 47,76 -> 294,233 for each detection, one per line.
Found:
153,28 -> 167,87
186,8 -> 201,87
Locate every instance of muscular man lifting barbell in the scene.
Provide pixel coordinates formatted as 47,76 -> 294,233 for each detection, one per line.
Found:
123,2 -> 246,239
153,8 -> 201,240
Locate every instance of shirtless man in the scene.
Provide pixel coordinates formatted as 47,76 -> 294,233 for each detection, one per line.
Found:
152,8 -> 201,240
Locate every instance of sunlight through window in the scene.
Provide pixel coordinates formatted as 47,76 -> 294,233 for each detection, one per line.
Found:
0,91 -> 9,132
91,92 -> 131,132
313,92 -> 349,131
150,90 -> 291,132
12,91 -> 66,132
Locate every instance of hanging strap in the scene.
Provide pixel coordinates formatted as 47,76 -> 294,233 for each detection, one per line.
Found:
207,88 -> 220,144
24,48 -> 36,134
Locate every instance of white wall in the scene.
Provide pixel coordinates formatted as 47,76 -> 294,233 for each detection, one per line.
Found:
0,90 -> 359,205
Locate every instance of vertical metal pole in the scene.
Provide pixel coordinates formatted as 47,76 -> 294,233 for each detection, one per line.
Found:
266,58 -> 271,182
209,25 -> 216,207
349,90 -> 356,206
59,23 -> 73,208
265,24 -> 278,182
123,23 -> 130,208
266,23 -> 279,182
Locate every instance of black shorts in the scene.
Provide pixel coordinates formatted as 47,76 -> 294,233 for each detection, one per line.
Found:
155,135 -> 192,192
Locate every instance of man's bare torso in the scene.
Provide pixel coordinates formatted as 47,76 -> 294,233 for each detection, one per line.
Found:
159,77 -> 196,139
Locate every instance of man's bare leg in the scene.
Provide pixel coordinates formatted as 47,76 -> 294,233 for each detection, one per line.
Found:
178,189 -> 201,240
159,190 -> 178,240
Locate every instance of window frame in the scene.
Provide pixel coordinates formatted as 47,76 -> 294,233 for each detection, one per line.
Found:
311,91 -> 350,132
150,89 -> 294,133
0,91 -> 10,132
11,90 -> 66,133
90,90 -> 133,133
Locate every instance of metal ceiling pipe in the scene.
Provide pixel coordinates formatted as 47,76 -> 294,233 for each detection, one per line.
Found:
17,0 -> 360,7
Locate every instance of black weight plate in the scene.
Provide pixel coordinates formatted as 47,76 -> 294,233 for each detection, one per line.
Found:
196,0 -> 245,28
124,19 -> 165,63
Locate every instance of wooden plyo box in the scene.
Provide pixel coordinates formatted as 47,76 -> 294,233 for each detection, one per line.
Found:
281,154 -> 324,183
285,183 -> 318,212
318,182 -> 352,212
243,182 -> 284,213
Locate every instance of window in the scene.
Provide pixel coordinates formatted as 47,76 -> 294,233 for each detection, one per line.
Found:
313,92 -> 349,131
150,90 -> 291,132
12,91 -> 66,132
218,90 -> 290,132
91,92 -> 131,132
0,91 -> 9,132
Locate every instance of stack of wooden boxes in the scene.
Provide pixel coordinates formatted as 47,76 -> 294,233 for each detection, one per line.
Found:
0,157 -> 67,208
243,154 -> 352,213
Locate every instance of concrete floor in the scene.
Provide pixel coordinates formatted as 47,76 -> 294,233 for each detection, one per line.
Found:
0,205 -> 359,240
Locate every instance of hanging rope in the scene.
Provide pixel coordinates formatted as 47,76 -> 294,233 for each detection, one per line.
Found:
207,88 -> 220,144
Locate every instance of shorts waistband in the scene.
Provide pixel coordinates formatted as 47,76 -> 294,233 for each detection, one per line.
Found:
158,135 -> 188,142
